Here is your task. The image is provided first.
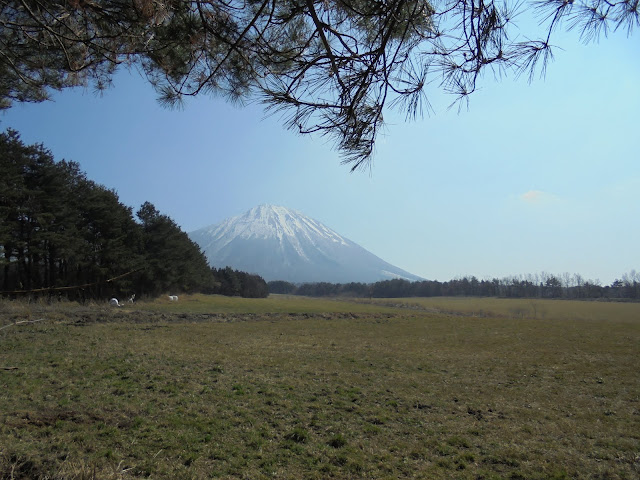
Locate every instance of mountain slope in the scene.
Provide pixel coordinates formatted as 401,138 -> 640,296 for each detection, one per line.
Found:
189,205 -> 422,284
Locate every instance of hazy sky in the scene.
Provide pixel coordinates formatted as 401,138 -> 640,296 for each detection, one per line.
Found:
1,26 -> 638,285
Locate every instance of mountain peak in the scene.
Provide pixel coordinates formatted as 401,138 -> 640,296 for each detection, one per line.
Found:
215,204 -> 348,246
250,204 -> 290,216
189,205 -> 422,283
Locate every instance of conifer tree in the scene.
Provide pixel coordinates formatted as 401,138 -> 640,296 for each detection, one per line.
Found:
136,201 -> 213,296
1,1 -> 636,167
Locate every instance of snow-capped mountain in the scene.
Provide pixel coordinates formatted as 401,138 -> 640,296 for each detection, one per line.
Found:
189,204 -> 422,284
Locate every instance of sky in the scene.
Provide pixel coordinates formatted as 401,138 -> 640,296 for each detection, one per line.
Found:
1,22 -> 638,285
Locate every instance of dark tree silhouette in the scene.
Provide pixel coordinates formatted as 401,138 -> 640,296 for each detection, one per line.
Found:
0,130 -> 270,300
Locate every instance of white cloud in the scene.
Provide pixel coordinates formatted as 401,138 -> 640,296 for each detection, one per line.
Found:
519,190 -> 559,205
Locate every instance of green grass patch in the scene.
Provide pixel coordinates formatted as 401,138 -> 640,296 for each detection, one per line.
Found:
137,293 -> 402,315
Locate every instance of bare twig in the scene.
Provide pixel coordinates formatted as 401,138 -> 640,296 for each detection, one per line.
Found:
0,267 -> 143,296
0,318 -> 46,331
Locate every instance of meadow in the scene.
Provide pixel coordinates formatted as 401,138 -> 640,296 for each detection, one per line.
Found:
1,295 -> 638,479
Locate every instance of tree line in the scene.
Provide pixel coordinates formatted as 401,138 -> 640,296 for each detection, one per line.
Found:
0,130 -> 267,300
269,272 -> 640,301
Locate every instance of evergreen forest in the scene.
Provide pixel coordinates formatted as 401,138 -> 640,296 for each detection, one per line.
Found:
269,273 -> 640,301
0,130 -> 267,301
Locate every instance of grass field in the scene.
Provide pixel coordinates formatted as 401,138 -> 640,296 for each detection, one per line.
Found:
356,296 -> 640,322
1,295 -> 639,479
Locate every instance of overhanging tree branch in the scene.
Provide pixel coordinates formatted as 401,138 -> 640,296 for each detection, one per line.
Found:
0,0 -> 636,168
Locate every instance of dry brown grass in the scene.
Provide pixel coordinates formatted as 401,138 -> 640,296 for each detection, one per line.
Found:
360,296 -> 640,322
1,295 -> 638,479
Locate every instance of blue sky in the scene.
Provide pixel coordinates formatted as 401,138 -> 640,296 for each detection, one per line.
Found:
1,26 -> 638,285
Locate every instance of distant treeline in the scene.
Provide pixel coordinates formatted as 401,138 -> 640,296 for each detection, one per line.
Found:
269,272 -> 640,300
208,267 -> 269,299
0,130 -> 267,300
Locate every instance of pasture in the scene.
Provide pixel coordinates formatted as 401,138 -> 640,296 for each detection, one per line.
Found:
1,295 -> 639,479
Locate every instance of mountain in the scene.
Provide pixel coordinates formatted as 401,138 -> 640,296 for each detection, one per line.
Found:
189,205 -> 422,284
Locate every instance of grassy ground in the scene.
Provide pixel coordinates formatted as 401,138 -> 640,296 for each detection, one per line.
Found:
1,295 -> 639,479
356,296 -> 640,322
138,294 -> 402,315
